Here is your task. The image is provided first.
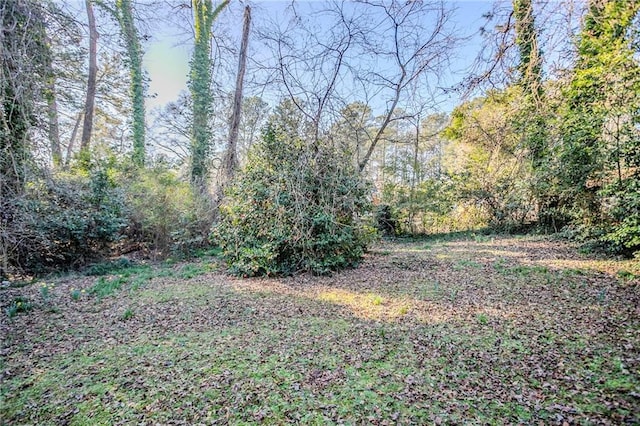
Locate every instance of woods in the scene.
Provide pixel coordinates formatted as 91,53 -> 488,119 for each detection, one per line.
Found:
0,0 -> 638,276
1,1 -> 640,423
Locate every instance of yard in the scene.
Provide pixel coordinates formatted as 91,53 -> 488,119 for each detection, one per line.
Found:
1,234 -> 639,424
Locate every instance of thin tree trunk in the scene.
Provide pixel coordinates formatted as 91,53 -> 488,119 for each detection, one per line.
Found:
44,34 -> 62,167
46,79 -> 62,167
358,84 -> 403,173
65,112 -> 84,168
219,5 -> 251,197
80,0 -> 98,158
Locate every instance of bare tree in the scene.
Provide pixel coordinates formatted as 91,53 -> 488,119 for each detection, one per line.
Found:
80,0 -> 98,158
355,1 -> 455,172
257,0 -> 457,173
219,5 -> 251,190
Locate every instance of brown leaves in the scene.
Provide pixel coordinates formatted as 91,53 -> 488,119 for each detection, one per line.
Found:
1,235 -> 639,424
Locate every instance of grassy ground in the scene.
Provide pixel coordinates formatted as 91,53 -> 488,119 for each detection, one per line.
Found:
1,234 -> 639,425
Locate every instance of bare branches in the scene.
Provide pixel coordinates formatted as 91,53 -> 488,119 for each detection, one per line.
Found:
256,0 -> 458,172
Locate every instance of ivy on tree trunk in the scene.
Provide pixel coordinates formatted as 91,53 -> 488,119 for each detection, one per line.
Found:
116,0 -> 145,167
189,0 -> 229,191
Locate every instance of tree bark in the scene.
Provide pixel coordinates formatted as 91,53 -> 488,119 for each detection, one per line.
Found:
190,0 -> 229,191
220,5 -> 251,192
46,79 -> 62,167
80,0 -> 98,159
116,0 -> 145,166
65,112 -> 83,168
44,34 -> 62,168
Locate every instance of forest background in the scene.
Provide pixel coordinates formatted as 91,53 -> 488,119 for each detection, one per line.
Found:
1,0 -> 639,277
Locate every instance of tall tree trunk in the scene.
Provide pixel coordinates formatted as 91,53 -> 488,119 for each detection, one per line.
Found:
513,0 -> 542,101
44,35 -> 62,168
80,0 -> 98,162
190,0 -> 229,191
219,5 -> 251,198
46,80 -> 62,167
116,0 -> 145,166
358,84 -> 402,173
65,112 -> 84,168
513,0 -> 545,168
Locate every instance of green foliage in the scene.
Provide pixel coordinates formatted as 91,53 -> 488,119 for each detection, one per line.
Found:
214,121 -> 374,276
124,165 -> 212,257
442,89 -> 536,231
550,0 -> 640,252
9,167 -> 127,272
382,179 -> 462,234
120,307 -> 134,321
90,275 -> 129,299
189,0 -> 229,187
39,281 -> 54,302
114,0 -> 146,166
374,205 -> 397,236
1,0 -> 49,196
5,296 -> 32,318
70,288 -> 83,301
85,258 -> 135,276
602,179 -> 640,255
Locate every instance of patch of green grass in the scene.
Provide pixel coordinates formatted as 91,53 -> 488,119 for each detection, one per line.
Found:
38,282 -> 53,302
493,258 -> 508,273
497,264 -> 549,278
89,275 -> 129,299
561,268 -> 586,277
368,294 -> 385,306
454,259 -> 482,270
178,263 -> 216,280
120,308 -> 135,321
194,247 -> 223,258
476,313 -> 489,324
616,269 -> 638,281
5,296 -> 33,318
3,236 -> 638,424
70,288 -> 83,301
473,233 -> 491,243
85,258 -> 136,276
87,263 -> 176,299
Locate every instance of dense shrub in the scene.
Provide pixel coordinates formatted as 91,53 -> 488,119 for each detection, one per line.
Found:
123,164 -> 213,258
602,178 -> 640,256
213,124 -> 374,276
6,168 -> 127,272
374,205 -> 397,236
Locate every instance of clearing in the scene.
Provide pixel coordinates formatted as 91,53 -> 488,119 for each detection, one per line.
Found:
1,234 -> 639,424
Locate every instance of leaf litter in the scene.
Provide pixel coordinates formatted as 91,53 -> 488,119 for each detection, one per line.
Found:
1,235 -> 638,424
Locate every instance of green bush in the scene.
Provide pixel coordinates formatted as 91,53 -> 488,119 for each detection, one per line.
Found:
213,124 -> 374,276
123,164 -> 213,258
8,167 -> 127,272
602,178 -> 640,256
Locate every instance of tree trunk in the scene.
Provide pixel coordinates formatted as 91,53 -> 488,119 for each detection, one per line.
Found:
219,5 -> 251,197
80,0 -> 98,160
46,79 -> 62,167
44,35 -> 62,168
358,84 -> 402,173
190,0 -> 229,191
116,0 -> 145,166
65,112 -> 84,168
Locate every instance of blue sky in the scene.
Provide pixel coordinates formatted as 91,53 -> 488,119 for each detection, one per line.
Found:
143,1 -> 496,113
